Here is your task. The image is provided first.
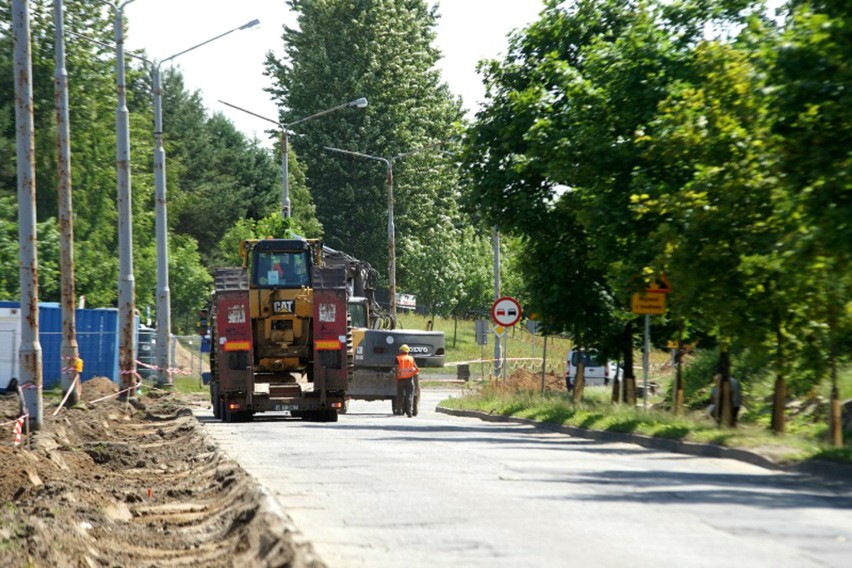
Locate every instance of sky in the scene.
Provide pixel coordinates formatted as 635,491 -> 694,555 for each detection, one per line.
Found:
123,0 -> 545,145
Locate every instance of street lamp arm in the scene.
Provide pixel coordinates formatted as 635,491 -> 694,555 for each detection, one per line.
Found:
218,98 -> 366,221
287,97 -> 368,128
160,19 -> 260,66
91,0 -> 138,11
67,30 -> 151,65
324,146 -> 389,169
219,100 -> 282,127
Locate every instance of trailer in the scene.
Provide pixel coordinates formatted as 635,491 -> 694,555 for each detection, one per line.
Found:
208,239 -> 350,422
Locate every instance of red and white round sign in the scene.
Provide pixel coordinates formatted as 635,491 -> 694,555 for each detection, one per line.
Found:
491,296 -> 522,327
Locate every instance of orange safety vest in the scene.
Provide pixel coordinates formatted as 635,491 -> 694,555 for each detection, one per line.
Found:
395,354 -> 419,380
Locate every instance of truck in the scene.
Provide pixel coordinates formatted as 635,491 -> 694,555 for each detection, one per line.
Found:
206,237 -> 444,422
322,248 -> 445,416
208,238 -> 351,422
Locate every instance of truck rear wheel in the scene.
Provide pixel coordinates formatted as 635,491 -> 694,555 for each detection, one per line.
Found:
225,407 -> 253,423
301,409 -> 337,422
223,402 -> 237,423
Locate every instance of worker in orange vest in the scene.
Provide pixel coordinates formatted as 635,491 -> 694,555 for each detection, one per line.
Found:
394,344 -> 419,417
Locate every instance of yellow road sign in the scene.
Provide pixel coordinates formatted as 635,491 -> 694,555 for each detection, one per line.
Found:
632,292 -> 666,315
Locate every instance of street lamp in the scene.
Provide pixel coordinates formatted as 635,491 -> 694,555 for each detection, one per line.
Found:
71,0 -> 145,395
149,18 -> 259,387
54,0 -> 80,407
104,0 -> 138,397
219,98 -> 368,220
13,0 -> 43,428
323,146 -> 432,323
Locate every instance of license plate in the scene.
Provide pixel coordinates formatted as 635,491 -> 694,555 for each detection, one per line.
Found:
274,404 -> 297,411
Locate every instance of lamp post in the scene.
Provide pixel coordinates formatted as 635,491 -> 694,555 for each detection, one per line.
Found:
111,0 -> 138,397
219,98 -> 368,220
54,0 -> 80,407
68,0 -> 138,395
323,146 -> 432,323
149,18 -> 259,387
13,0 -> 43,428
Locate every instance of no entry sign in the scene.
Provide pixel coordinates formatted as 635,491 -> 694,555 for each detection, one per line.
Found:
491,296 -> 522,327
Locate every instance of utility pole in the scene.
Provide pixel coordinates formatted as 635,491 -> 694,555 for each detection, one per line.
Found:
220,98 -> 367,223
150,18 -> 259,388
55,0 -> 81,407
13,0 -> 43,429
114,0 -> 138,397
492,226 -> 502,379
324,142 -> 433,325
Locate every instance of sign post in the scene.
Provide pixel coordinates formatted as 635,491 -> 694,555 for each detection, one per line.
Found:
475,320 -> 489,381
631,276 -> 671,409
492,297 -> 522,381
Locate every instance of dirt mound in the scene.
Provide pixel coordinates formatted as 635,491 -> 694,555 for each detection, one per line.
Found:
495,368 -> 567,393
81,375 -> 120,401
0,390 -> 322,567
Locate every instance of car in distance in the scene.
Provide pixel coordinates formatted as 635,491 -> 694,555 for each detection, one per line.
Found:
566,349 -> 619,387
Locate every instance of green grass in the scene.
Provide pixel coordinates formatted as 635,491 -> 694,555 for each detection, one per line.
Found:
172,375 -> 207,394
441,378 -> 852,466
397,312 -> 575,374
134,375 -> 207,395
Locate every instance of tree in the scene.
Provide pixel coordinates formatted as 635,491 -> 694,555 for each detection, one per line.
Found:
772,0 -> 852,444
462,0 -> 786,406
0,0 -> 139,307
265,0 -> 465,297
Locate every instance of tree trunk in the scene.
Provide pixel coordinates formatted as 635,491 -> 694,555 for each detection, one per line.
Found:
611,359 -> 621,404
830,385 -> 842,447
718,348 -> 733,428
674,320 -> 684,415
771,319 -> 786,433
674,348 -> 684,415
772,375 -> 786,433
623,321 -> 636,406
573,358 -> 585,403
828,285 -> 843,447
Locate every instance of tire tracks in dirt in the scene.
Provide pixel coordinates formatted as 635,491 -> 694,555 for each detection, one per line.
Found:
0,381 -> 323,567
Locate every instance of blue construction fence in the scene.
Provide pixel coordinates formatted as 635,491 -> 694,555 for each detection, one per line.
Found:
0,301 -> 135,390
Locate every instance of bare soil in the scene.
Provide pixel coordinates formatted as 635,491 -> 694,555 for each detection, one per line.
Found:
498,367 -> 570,393
0,378 -> 322,567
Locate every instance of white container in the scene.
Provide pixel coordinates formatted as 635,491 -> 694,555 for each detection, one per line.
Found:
0,307 -> 22,391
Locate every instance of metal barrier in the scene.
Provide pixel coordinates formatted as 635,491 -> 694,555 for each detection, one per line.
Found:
171,335 -> 205,377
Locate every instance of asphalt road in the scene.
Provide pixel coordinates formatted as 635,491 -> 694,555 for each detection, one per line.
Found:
197,388 -> 852,567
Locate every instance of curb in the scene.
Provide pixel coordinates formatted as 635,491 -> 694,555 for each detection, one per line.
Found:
436,406 -> 852,486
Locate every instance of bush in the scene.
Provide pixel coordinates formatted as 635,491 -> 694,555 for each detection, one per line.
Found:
673,348 -> 718,408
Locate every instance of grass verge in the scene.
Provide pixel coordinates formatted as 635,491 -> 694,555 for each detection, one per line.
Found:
441,381 -> 852,466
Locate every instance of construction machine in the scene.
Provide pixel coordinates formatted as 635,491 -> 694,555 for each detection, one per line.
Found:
205,237 -> 444,421
322,249 -> 445,415
207,238 -> 350,422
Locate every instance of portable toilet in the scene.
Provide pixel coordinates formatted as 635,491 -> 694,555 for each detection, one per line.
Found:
137,326 -> 157,380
